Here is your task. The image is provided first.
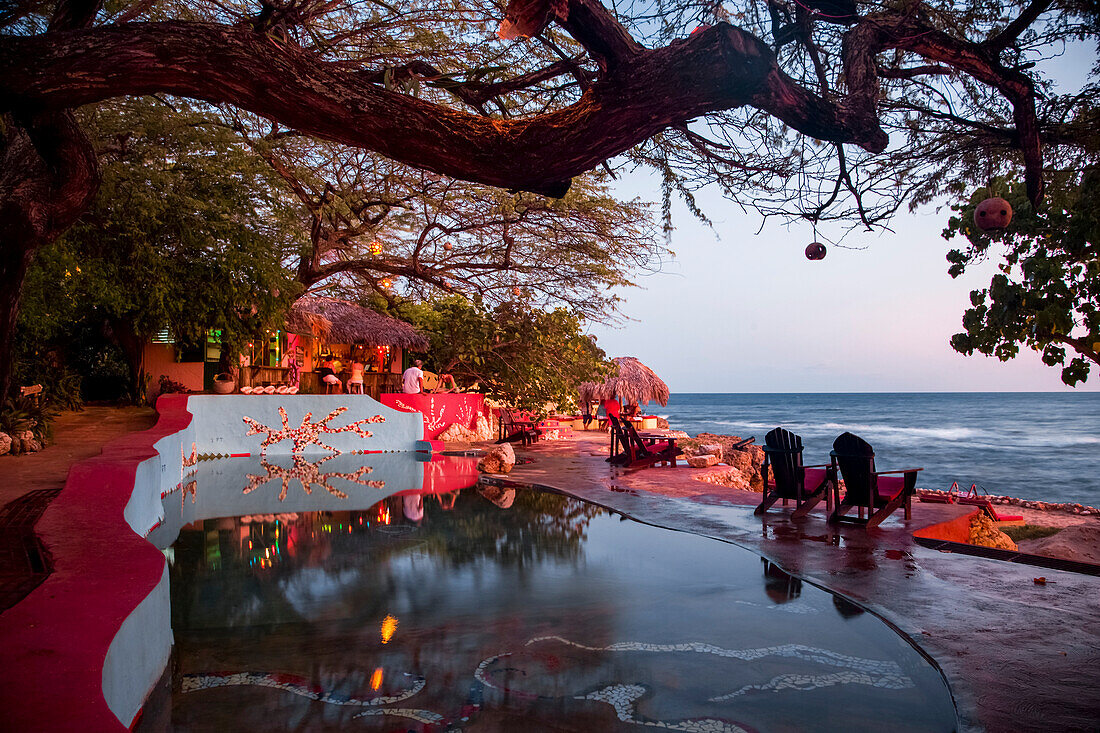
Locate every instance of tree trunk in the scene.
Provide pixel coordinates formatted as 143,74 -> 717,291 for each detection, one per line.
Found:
0,245 -> 35,403
0,112 -> 99,403
108,317 -> 147,404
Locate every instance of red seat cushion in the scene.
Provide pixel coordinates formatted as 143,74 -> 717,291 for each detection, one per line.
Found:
803,467 -> 829,490
876,475 -> 907,501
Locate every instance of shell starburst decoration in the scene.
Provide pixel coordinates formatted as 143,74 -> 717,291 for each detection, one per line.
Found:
243,455 -> 385,501
243,406 -> 385,455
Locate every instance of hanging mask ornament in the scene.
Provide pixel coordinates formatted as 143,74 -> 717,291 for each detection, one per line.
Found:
974,197 -> 1013,231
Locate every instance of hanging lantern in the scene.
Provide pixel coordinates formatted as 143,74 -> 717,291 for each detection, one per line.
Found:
443,242 -> 453,251
805,242 -> 827,260
369,240 -> 383,255
974,197 -> 1013,231
512,286 -> 523,297
379,277 -> 393,291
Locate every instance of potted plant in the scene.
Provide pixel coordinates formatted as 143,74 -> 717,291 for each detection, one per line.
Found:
212,372 -> 236,394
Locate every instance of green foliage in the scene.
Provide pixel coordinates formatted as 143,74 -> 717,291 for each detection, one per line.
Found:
157,374 -> 191,395
387,295 -> 613,411
0,395 -> 60,443
16,97 -> 305,399
1001,524 -> 1063,543
943,173 -> 1100,385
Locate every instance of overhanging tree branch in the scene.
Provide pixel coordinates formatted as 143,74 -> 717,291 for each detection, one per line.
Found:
0,19 -> 888,198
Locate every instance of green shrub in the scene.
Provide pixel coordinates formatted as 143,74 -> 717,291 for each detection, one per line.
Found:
1001,525 -> 1063,542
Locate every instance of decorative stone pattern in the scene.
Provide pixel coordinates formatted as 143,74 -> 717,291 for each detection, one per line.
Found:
0,432 -> 11,455
182,672 -> 441,725
521,636 -> 911,682
473,635 -> 913,732
242,406 -> 385,455
579,684 -> 750,733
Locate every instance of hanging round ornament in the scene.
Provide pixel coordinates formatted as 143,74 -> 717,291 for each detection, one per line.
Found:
974,197 -> 1013,231
805,242 -> 827,260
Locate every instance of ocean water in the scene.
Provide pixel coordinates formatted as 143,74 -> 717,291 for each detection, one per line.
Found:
658,393 -> 1100,507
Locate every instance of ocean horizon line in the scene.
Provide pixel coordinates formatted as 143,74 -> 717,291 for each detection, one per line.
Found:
666,390 -> 1100,396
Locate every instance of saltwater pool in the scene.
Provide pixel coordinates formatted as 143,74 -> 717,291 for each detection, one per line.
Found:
140,454 -> 956,731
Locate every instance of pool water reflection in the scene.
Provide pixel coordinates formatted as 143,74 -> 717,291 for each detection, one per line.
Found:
144,457 -> 956,731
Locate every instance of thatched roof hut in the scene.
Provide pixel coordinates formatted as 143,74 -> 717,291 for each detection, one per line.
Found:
578,357 -> 669,406
285,308 -> 332,339
288,296 -> 428,350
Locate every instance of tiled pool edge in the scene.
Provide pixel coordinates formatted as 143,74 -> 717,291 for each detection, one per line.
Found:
0,395 -> 191,732
0,394 -> 431,732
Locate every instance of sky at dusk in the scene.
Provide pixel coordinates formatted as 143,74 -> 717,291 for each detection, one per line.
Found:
588,41 -> 1098,394
589,184 -> 1096,393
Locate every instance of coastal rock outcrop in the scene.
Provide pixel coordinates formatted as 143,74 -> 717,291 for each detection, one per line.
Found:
968,513 -> 1018,551
686,454 -> 720,468
478,442 -> 516,474
680,432 -> 766,492
694,468 -> 751,491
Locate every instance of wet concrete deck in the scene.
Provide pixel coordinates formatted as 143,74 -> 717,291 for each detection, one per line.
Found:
502,434 -> 1100,732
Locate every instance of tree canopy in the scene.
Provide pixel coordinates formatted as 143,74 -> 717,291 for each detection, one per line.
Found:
229,110 -> 664,320
16,97 -> 303,395
944,173 -> 1100,385
389,294 -> 612,411
2,0 -> 1099,396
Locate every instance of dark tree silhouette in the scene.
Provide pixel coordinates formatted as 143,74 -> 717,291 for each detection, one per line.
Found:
1,0 -> 1094,396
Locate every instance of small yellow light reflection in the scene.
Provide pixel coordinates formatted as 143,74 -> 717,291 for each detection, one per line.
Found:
380,614 -> 398,644
370,667 -> 384,690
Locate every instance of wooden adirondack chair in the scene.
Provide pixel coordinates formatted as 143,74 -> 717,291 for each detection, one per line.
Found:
755,427 -> 833,518
828,432 -> 922,528
618,417 -> 679,468
605,415 -> 631,464
496,408 -> 538,446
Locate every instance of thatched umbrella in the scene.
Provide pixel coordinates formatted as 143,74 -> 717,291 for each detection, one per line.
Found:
288,296 -> 428,350
578,357 -> 669,407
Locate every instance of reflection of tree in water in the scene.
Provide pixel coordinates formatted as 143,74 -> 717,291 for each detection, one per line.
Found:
168,487 -> 604,631
414,487 -> 605,568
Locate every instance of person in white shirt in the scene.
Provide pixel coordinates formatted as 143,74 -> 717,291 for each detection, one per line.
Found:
402,359 -> 425,394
